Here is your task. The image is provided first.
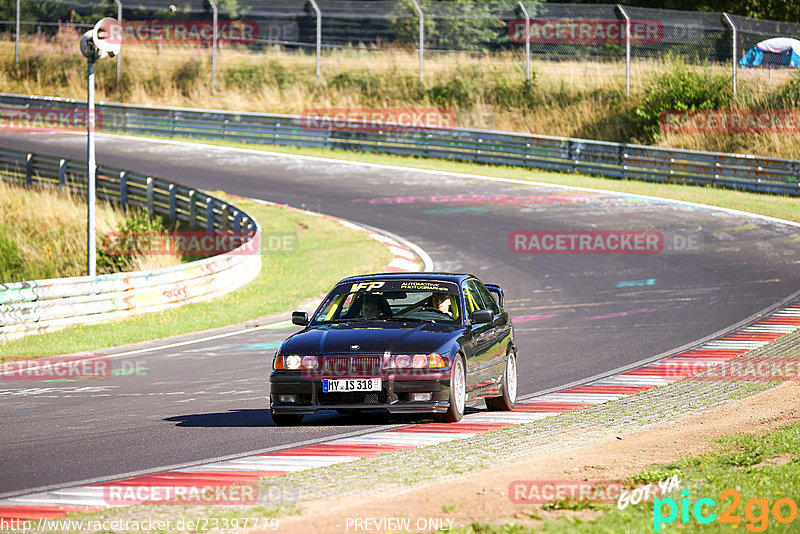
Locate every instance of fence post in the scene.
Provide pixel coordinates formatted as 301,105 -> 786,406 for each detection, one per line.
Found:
722,13 -> 737,98
308,0 -> 321,78
616,4 -> 631,96
517,1 -> 530,85
208,0 -> 218,93
114,0 -> 122,85
411,0 -> 424,83
15,0 -> 20,64
25,153 -> 33,185
59,159 -> 66,187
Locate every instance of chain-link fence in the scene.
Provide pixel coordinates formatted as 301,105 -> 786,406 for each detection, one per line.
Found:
1,1 -> 799,95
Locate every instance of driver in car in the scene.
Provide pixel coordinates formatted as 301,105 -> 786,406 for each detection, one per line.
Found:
431,292 -> 453,317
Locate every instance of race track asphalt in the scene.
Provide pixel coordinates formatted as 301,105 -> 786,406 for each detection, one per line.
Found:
1,132 -> 799,496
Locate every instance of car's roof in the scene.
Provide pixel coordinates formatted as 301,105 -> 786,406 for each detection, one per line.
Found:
337,272 -> 475,285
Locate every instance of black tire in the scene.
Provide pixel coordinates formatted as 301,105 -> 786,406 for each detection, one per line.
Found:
271,411 -> 304,426
486,350 -> 517,411
434,355 -> 466,423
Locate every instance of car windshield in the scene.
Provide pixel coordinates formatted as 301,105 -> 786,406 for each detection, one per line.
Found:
313,280 -> 462,325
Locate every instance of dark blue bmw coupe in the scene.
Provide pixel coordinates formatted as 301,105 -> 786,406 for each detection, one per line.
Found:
269,273 -> 516,425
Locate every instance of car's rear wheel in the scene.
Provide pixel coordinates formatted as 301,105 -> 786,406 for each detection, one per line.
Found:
486,349 -> 517,411
271,411 -> 304,426
435,355 -> 466,423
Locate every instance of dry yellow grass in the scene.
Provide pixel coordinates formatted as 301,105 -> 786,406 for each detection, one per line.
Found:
1,31 -> 796,159
0,179 -> 181,283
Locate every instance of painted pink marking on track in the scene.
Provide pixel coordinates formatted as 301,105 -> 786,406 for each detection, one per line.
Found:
513,313 -> 558,324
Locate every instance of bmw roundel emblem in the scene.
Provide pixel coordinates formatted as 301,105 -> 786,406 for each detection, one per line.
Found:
350,344 -> 360,351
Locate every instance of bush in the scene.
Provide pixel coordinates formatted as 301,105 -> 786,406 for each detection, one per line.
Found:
96,210 -> 169,275
766,72 -> 800,109
634,67 -> 732,141
173,58 -> 204,97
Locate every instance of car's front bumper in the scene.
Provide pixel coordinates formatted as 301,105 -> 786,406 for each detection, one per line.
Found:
269,371 -> 451,414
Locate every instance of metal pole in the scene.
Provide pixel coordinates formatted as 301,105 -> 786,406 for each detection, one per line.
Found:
617,4 -> 630,96
411,0 -> 423,83
309,0 -> 321,78
15,0 -> 20,64
209,0 -> 217,93
87,57 -> 97,278
722,13 -> 737,98
518,1 -> 530,84
115,0 -> 122,85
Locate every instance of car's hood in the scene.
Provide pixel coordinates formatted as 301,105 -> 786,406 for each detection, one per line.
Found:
280,321 -> 460,355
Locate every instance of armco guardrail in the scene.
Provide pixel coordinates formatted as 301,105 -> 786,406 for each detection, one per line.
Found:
0,146 -> 261,343
1,93 -> 799,196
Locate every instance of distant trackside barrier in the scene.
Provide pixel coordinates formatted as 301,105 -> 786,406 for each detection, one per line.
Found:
0,93 -> 798,196
0,145 -> 261,343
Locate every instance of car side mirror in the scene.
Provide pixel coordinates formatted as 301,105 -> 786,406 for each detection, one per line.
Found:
471,309 -> 493,324
291,311 -> 309,326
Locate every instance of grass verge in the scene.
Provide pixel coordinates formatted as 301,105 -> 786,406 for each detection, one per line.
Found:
132,134 -> 800,224
0,179 -> 181,282
458,423 -> 800,533
0,192 -> 393,359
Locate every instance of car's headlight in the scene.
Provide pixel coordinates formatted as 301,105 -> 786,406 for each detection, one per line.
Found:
274,355 -> 318,370
386,353 -> 446,369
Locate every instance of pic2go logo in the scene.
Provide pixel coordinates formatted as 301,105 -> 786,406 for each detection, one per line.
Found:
654,489 -> 798,532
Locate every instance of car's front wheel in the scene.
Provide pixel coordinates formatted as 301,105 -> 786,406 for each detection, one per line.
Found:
435,355 -> 466,423
271,411 -> 304,426
486,349 -> 517,411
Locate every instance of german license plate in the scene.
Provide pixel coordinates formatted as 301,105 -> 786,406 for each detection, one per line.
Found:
322,378 -> 382,392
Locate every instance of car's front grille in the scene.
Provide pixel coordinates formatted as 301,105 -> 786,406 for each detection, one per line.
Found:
318,389 -> 388,405
322,355 -> 382,377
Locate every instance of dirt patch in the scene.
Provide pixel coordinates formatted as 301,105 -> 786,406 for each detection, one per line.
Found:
275,380 -> 800,533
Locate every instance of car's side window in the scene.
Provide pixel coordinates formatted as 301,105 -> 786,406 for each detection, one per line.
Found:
462,282 -> 483,315
473,281 -> 500,314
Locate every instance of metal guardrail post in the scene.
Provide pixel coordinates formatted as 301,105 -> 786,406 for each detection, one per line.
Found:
518,1 -> 531,85
119,171 -> 127,206
25,153 -> 33,185
308,0 -> 322,78
189,190 -> 197,224
722,13 -> 737,98
146,177 -> 154,217
59,159 -> 66,187
114,0 -> 122,85
209,0 -> 218,93
206,197 -> 215,233
169,184 -> 177,222
411,0 -> 424,83
617,4 -> 631,96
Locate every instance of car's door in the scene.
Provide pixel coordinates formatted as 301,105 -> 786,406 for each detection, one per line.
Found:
473,280 -> 512,388
462,279 -> 499,393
